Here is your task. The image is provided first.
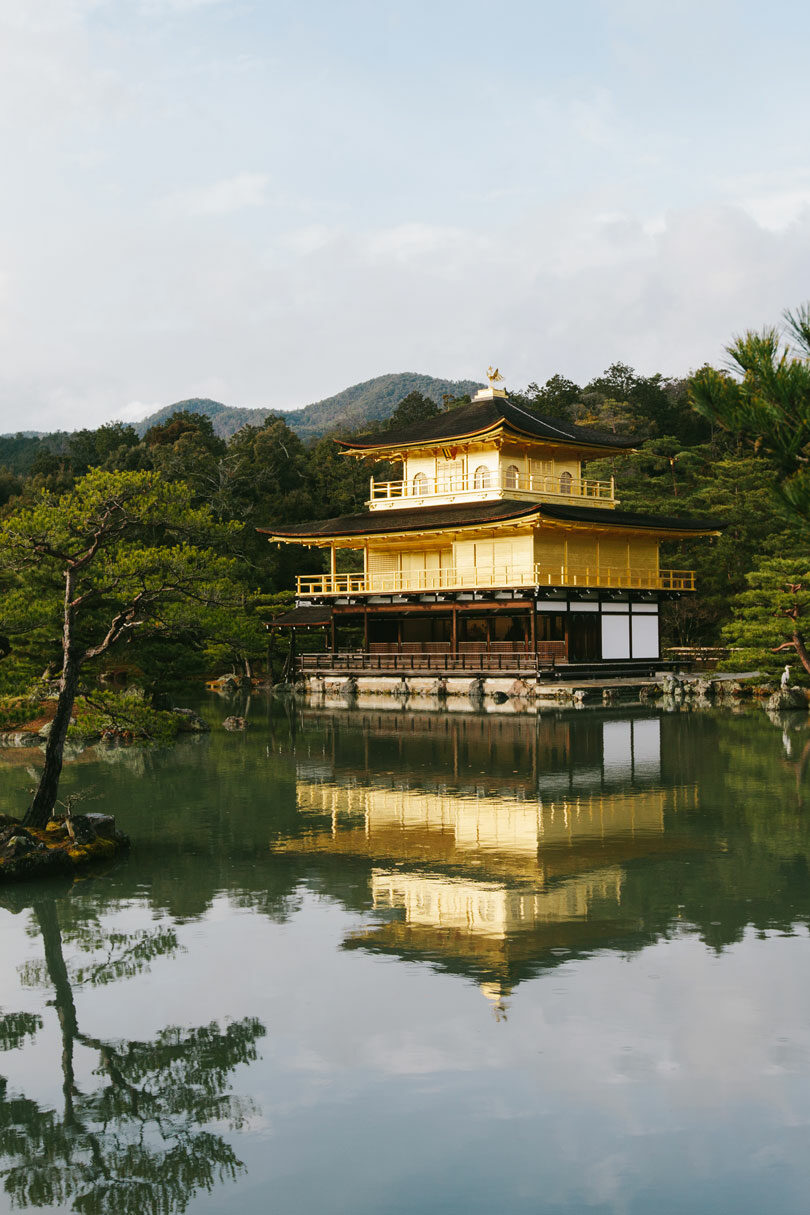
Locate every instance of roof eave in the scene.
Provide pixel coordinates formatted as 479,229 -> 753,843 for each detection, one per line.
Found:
334,421 -> 505,455
257,506 -> 542,544
336,427 -> 635,457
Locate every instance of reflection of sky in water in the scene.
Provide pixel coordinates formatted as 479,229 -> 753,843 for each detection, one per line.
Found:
2,704 -> 810,1214
3,901 -> 809,1215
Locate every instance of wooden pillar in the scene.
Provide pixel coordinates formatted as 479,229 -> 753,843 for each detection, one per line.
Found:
330,544 -> 337,588
363,609 -> 369,652
288,627 -> 297,680
330,614 -> 336,655
530,600 -> 537,655
451,605 -> 458,655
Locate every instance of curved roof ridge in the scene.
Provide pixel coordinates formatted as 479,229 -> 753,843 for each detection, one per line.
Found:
501,397 -> 587,441
336,395 -> 636,452
258,499 -> 541,539
258,498 -> 724,541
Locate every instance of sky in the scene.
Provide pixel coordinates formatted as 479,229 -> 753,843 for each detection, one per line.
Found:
2,0 -> 810,431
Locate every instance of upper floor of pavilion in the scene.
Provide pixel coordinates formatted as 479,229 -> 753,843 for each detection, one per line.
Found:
338,385 -> 636,512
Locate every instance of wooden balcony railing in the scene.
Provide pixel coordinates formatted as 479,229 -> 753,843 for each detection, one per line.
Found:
300,648 -> 564,674
296,564 -> 696,596
369,472 -> 615,504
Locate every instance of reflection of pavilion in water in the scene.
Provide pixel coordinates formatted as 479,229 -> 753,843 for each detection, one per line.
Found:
277,711 -> 698,1006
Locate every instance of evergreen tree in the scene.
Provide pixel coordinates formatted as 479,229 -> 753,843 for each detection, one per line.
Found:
385,391 -> 439,430
0,470 -> 249,827
690,303 -> 810,525
721,556 -> 810,678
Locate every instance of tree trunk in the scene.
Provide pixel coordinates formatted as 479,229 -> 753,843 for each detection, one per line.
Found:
776,630 -> 810,678
34,900 -> 78,1124
24,658 -> 81,827
25,569 -> 81,829
794,631 -> 810,678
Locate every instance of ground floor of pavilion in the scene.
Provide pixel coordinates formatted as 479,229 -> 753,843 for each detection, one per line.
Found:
273,587 -> 675,678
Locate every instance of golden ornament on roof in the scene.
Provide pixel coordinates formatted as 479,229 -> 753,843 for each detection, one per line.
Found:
486,366 -> 505,387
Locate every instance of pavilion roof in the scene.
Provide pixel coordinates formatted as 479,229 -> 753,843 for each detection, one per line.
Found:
258,499 -> 724,542
268,605 -> 333,627
336,396 -> 638,454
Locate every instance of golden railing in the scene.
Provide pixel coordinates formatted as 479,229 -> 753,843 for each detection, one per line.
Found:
296,565 -> 696,596
369,472 -> 615,503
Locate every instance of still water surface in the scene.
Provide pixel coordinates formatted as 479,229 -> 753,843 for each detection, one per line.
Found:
1,698 -> 810,1214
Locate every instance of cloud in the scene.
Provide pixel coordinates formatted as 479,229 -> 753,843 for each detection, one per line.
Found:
161,173 -> 273,218
741,190 -> 810,233
115,400 -> 165,423
2,0 -> 810,430
3,193 -> 810,433
138,0 -> 233,10
0,0 -> 106,34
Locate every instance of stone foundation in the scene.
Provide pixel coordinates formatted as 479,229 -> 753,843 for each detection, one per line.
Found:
301,671 -> 788,713
304,673 -> 540,705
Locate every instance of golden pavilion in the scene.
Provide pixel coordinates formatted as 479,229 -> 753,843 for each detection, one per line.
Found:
263,378 -> 721,675
273,709 -> 699,1008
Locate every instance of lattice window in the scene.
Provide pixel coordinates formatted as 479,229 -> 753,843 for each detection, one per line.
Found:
438,460 -> 463,490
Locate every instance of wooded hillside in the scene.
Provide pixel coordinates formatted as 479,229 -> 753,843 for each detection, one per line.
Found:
128,373 -> 483,442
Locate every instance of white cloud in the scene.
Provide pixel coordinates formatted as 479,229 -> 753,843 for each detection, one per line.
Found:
161,173 -> 273,218
138,0 -> 232,10
0,0 -> 105,34
2,0 -> 810,429
742,190 -> 810,233
363,223 -> 485,266
3,194 -> 810,432
283,226 -> 340,257
115,400 -> 165,423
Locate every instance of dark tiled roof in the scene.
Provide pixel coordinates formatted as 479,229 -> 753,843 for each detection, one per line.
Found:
269,606 -> 333,626
259,499 -> 724,540
336,396 -> 637,452
258,500 -> 539,539
539,504 -> 726,532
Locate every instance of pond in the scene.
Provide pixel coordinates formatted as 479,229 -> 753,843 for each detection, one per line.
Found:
1,697 -> 810,1214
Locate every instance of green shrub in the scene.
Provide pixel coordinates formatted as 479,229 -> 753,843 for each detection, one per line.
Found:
69,691 -> 182,744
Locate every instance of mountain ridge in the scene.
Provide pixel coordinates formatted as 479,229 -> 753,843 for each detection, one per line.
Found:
131,372 -> 483,441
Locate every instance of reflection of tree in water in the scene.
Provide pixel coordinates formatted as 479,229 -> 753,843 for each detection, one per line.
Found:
0,894 -> 265,1214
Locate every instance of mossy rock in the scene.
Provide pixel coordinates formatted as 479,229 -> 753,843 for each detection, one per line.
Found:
0,815 -> 129,884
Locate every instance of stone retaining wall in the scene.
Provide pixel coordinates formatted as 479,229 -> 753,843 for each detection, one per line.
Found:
301,672 -> 807,713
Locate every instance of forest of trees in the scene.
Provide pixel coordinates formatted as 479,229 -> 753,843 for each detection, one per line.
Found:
2,305 -> 810,698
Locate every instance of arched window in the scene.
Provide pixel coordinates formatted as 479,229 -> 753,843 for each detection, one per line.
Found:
559,471 -> 573,495
504,464 -> 520,490
473,465 -> 491,489
412,472 -> 428,495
